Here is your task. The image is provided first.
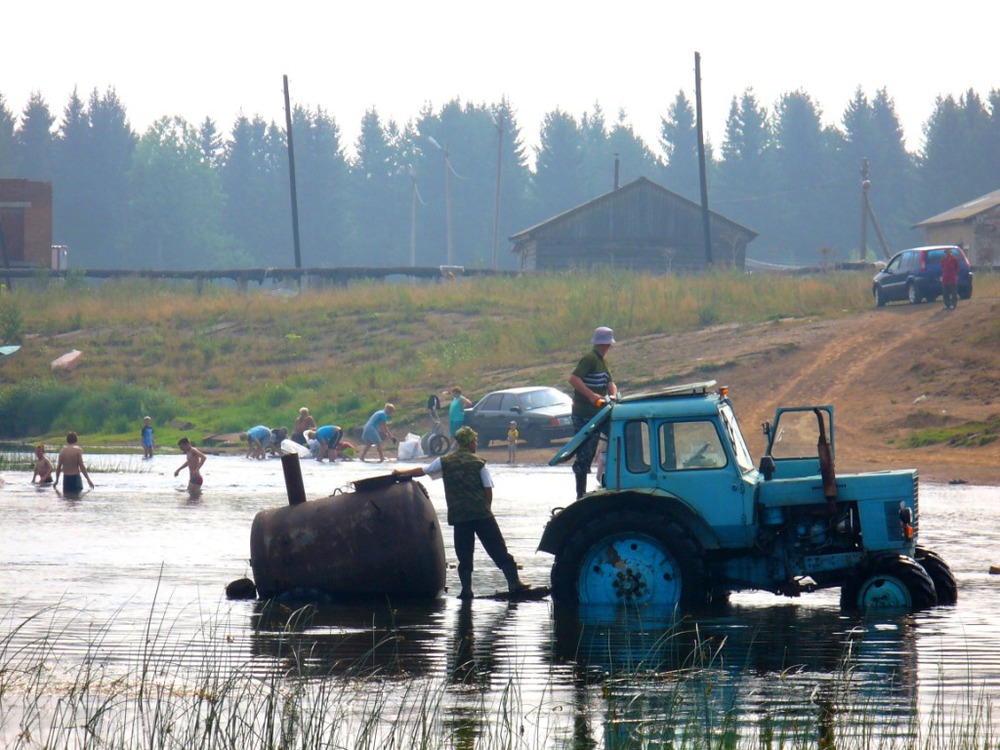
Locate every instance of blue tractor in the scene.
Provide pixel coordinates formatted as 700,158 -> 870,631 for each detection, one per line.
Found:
541,382 -> 956,612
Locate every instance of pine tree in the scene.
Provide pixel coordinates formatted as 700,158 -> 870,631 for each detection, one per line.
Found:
127,116 -> 235,268
659,91 -> 701,199
219,115 -> 288,265
532,108 -> 586,219
14,92 -> 56,180
0,94 -> 15,177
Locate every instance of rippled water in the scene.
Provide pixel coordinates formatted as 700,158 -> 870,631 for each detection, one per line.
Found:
0,453 -> 997,746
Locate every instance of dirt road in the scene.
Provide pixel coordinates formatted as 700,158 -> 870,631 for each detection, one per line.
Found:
482,296 -> 1000,486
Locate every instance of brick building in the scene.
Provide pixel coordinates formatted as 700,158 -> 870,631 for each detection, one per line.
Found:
0,179 -> 54,268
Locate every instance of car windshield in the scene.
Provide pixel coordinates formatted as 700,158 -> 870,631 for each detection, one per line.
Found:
520,389 -> 569,410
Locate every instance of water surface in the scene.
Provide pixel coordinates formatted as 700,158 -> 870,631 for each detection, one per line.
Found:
0,454 -> 996,746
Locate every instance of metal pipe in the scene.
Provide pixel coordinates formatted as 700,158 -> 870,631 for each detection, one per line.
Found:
281,452 -> 307,506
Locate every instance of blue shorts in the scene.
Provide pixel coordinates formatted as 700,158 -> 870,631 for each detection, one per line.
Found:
362,425 -> 382,444
63,475 -> 83,493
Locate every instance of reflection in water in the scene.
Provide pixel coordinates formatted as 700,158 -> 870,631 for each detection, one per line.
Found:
251,597 -> 447,678
0,461 -> 996,745
448,598 -> 511,685
549,602 -> 919,748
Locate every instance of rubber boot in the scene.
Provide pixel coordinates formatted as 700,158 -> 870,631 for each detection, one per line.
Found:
457,569 -> 474,600
502,562 -> 531,596
575,472 -> 587,499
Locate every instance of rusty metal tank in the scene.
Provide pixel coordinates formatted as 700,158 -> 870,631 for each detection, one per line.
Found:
250,469 -> 446,599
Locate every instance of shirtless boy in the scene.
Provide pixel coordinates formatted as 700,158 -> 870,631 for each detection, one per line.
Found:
174,437 -> 207,495
31,444 -> 54,484
54,432 -> 95,494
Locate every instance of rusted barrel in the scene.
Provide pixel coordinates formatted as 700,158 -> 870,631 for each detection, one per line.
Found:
250,477 -> 446,599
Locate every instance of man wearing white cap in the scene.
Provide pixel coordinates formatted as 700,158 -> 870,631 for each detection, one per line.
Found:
567,326 -> 618,498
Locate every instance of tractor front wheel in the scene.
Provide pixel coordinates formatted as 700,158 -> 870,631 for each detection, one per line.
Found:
840,555 -> 937,612
915,547 -> 958,605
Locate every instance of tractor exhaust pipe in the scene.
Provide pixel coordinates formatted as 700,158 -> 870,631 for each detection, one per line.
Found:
281,452 -> 307,506
815,408 -> 837,510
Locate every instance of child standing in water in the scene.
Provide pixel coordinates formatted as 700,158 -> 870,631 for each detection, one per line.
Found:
31,444 -> 54,484
174,437 -> 207,495
507,420 -> 519,464
141,416 -> 155,458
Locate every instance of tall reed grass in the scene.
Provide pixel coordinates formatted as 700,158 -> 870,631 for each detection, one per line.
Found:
0,599 -> 994,749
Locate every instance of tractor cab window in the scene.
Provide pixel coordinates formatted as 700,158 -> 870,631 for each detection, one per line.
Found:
769,409 -> 828,459
659,420 -> 727,471
623,420 -> 651,473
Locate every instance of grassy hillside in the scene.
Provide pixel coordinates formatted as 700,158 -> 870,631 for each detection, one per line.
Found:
0,270 -> 996,455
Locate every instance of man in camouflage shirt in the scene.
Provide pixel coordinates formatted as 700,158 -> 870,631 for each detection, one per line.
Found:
395,426 -> 529,599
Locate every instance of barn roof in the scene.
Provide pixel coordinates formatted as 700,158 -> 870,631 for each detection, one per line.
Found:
510,176 -> 758,243
914,187 -> 1000,227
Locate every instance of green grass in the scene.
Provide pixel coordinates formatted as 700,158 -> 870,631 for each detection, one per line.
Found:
0,271 -> 998,448
902,415 -> 1000,448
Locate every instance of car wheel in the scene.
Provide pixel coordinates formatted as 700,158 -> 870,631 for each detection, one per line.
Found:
551,511 -> 709,608
873,286 -> 886,308
840,555 -> 937,612
524,426 -> 547,448
959,288 -> 973,300
906,283 -> 922,304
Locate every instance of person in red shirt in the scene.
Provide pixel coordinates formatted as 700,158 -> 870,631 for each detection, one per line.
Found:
940,248 -> 961,309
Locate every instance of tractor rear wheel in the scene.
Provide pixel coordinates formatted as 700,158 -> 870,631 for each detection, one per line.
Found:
915,547 -> 958,605
840,555 -> 937,612
550,511 -> 708,608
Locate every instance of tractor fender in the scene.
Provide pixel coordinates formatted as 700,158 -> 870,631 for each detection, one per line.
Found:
538,489 -> 722,557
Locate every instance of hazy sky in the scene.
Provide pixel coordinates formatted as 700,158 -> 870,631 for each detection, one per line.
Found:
4,0 -> 997,158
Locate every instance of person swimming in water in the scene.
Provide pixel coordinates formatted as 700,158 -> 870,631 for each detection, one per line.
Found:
31,444 -> 54,484
53,432 -> 95,495
174,437 -> 207,495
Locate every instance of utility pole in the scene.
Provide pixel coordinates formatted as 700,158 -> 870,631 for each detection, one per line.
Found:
409,166 -> 417,267
694,52 -> 713,266
444,142 -> 454,266
860,158 -> 870,261
492,111 -> 504,270
282,75 -> 302,274
859,158 -> 891,261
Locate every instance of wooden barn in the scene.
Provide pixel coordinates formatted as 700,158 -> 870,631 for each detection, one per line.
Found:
510,177 -> 757,272
914,187 -> 1000,266
0,179 -> 54,268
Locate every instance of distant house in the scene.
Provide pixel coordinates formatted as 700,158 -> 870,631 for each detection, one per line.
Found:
510,177 -> 757,272
914,187 -> 1000,266
0,179 -> 54,268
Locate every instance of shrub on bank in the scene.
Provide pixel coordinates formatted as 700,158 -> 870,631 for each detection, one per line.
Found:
0,378 -> 179,438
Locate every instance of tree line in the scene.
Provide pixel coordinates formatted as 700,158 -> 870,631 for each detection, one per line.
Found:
1,85 -> 999,269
